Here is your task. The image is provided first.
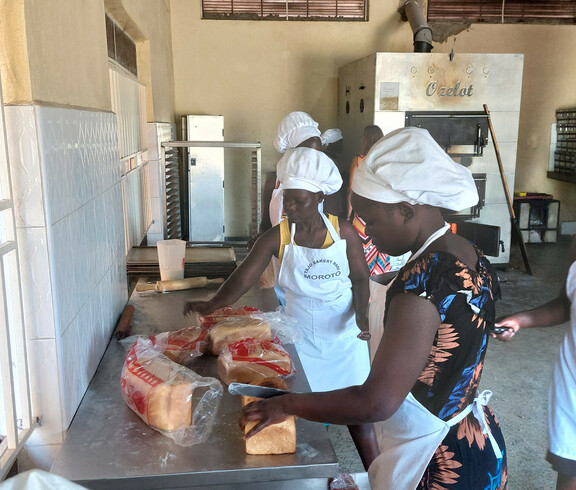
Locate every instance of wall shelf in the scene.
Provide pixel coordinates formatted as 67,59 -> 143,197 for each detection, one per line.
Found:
547,171 -> 576,184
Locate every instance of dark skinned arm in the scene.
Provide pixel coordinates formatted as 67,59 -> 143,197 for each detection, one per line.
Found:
183,227 -> 279,316
258,173 -> 277,234
338,217 -> 370,335
493,236 -> 576,341
240,292 -> 440,435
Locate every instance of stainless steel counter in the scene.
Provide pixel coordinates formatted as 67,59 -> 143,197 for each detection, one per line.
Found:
50,281 -> 339,489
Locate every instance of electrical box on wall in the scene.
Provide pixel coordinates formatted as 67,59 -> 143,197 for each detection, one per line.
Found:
338,52 -> 524,265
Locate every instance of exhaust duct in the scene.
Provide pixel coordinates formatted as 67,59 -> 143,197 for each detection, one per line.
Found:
399,0 -> 433,53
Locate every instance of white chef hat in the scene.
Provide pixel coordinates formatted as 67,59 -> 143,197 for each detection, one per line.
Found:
320,128 -> 343,146
351,127 -> 478,211
274,112 -> 321,153
277,147 -> 343,196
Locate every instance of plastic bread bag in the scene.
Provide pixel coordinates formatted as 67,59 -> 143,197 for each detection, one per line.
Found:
120,338 -> 223,446
119,326 -> 210,365
148,326 -> 210,365
258,308 -> 303,345
208,315 -> 273,355
197,305 -> 262,329
217,338 -> 295,385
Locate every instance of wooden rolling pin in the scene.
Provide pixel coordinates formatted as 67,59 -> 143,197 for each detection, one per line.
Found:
136,276 -> 224,293
114,305 -> 135,340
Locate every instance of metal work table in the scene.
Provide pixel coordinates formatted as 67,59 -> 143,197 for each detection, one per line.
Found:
50,281 -> 339,489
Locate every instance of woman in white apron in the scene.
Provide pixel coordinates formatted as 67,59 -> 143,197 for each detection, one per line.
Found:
184,146 -> 379,469
253,112 -> 342,306
494,237 -> 576,490
241,127 -> 507,490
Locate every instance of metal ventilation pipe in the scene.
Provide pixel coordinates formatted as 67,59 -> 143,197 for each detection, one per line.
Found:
399,0 -> 433,53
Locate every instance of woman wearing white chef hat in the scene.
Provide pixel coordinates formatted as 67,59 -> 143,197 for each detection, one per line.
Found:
185,146 -> 379,470
241,127 -> 507,490
256,112 -> 344,306
261,111 -> 343,235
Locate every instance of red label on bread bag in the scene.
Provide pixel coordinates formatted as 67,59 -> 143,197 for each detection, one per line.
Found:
228,339 -> 293,376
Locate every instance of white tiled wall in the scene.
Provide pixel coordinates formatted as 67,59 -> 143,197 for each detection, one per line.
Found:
6,104 -> 127,470
146,122 -> 176,244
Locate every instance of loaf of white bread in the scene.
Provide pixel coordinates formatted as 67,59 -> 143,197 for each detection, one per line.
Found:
149,326 -> 209,365
241,377 -> 296,455
209,317 -> 271,355
121,343 -> 193,432
198,306 -> 262,328
217,339 -> 293,385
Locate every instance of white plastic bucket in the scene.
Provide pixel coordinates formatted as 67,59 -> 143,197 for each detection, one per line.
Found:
157,239 -> 186,281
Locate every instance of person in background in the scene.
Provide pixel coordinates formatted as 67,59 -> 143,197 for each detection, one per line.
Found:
241,127 -> 506,490
347,125 -> 408,275
185,147 -> 379,469
258,112 -> 343,235
494,237 -> 576,490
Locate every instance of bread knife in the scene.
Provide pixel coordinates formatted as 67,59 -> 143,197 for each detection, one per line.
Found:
228,382 -> 290,398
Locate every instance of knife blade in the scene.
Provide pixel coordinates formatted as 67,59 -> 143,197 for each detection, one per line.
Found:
228,382 -> 290,399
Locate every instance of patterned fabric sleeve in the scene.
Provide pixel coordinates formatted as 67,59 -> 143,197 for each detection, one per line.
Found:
387,250 -> 499,325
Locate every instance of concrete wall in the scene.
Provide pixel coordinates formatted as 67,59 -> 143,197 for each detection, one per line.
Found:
0,0 -> 175,122
170,1 -> 576,222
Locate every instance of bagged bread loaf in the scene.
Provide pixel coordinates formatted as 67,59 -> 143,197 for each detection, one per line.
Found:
120,338 -> 223,446
217,339 -> 294,385
197,305 -> 261,329
241,377 -> 296,455
209,316 -> 271,355
148,326 -> 209,365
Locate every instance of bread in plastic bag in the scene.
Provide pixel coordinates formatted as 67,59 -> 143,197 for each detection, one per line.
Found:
120,326 -> 209,366
217,338 -> 294,385
148,326 -> 209,364
209,316 -> 272,355
120,338 -> 222,446
197,305 -> 262,329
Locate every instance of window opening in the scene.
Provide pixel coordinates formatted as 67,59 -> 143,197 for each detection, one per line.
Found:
202,0 -> 368,21
427,0 -> 576,24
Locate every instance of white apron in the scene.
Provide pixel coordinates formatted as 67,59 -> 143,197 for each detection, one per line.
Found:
367,273 -> 397,363
367,223 -> 502,490
269,184 -> 324,306
277,213 -> 370,392
549,261 -> 576,461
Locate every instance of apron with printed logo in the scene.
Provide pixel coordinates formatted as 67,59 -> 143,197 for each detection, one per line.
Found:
367,223 -> 502,489
277,213 -> 370,392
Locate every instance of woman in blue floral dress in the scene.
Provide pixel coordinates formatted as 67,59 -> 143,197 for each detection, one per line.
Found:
390,249 -> 506,489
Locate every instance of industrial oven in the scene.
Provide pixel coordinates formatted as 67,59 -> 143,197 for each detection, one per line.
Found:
338,52 -> 524,265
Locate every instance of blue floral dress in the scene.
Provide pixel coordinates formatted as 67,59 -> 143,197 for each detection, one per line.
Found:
386,248 -> 507,490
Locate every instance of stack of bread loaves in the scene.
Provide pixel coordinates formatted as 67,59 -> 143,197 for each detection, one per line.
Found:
199,305 -> 297,455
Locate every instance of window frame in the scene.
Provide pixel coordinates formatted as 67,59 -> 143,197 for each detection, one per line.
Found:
0,65 -> 36,481
427,0 -> 576,24
201,0 -> 368,21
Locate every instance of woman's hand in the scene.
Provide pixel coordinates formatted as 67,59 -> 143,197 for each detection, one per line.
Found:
240,397 -> 291,438
491,317 -> 521,341
183,300 -> 214,317
356,312 -> 371,341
